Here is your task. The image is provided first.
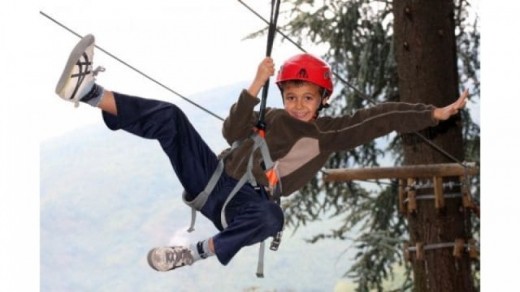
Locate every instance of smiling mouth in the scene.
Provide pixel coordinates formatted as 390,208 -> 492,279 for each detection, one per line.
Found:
292,112 -> 308,120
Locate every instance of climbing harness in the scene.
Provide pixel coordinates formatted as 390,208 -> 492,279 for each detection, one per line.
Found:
184,0 -> 282,278
42,2 -> 283,278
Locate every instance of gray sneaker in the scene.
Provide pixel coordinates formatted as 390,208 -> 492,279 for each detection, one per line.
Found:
55,34 -> 105,107
147,246 -> 194,272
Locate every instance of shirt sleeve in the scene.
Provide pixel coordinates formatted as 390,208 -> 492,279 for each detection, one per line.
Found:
222,89 -> 261,145
318,102 -> 438,152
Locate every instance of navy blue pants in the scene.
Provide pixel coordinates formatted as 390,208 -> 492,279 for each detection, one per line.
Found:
102,92 -> 284,265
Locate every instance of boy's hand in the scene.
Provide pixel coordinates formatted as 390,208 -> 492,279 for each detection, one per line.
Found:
433,88 -> 469,121
247,57 -> 275,97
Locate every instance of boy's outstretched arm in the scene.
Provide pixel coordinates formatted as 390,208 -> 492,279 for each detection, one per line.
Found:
432,89 -> 469,121
247,57 -> 275,97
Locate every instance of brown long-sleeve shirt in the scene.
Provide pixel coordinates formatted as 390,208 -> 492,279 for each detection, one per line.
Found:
221,89 -> 438,197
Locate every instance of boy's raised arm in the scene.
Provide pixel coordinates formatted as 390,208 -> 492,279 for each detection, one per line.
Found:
247,57 -> 275,97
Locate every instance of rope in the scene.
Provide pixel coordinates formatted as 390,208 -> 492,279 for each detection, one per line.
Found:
406,181 -> 467,191
253,1 -> 283,278
256,0 -> 281,131
402,192 -> 462,204
405,240 -> 480,254
40,11 -> 225,122
403,238 -> 480,262
407,242 -> 458,251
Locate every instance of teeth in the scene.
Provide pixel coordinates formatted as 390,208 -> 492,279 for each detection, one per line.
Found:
293,113 -> 308,120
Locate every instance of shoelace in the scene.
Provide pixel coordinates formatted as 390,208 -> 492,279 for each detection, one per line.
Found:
71,61 -> 105,107
93,66 -> 105,76
165,247 -> 194,268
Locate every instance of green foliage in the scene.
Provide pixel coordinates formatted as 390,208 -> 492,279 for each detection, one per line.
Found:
271,0 -> 481,290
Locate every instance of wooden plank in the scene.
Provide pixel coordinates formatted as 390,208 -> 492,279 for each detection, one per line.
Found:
415,242 -> 425,260
468,239 -> 479,259
460,176 -> 473,208
403,241 -> 411,261
453,238 -> 465,258
433,176 -> 445,209
323,163 -> 478,182
407,178 -> 417,213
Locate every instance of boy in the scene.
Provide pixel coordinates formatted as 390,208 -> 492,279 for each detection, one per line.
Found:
55,35 -> 468,272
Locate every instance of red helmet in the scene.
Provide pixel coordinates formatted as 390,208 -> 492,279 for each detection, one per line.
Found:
276,53 -> 333,97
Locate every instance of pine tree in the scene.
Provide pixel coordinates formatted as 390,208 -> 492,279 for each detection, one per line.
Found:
272,0 -> 480,290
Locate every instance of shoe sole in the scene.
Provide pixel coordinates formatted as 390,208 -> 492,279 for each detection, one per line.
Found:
55,34 -> 95,99
147,248 -> 160,271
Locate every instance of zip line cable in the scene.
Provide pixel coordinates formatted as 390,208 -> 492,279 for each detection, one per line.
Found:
42,7 -> 473,170
40,11 -> 225,122
237,0 -> 470,168
43,5 -> 479,216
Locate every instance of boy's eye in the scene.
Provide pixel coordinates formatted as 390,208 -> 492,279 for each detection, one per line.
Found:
305,95 -> 318,102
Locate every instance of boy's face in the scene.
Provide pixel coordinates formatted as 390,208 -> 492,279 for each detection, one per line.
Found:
282,82 -> 324,122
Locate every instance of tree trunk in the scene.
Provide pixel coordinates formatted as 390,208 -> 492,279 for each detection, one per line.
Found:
393,0 -> 474,291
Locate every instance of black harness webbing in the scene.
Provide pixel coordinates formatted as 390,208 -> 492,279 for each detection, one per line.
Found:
256,0 -> 281,132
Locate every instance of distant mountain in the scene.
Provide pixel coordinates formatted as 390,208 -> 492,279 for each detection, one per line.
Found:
40,83 -> 356,292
